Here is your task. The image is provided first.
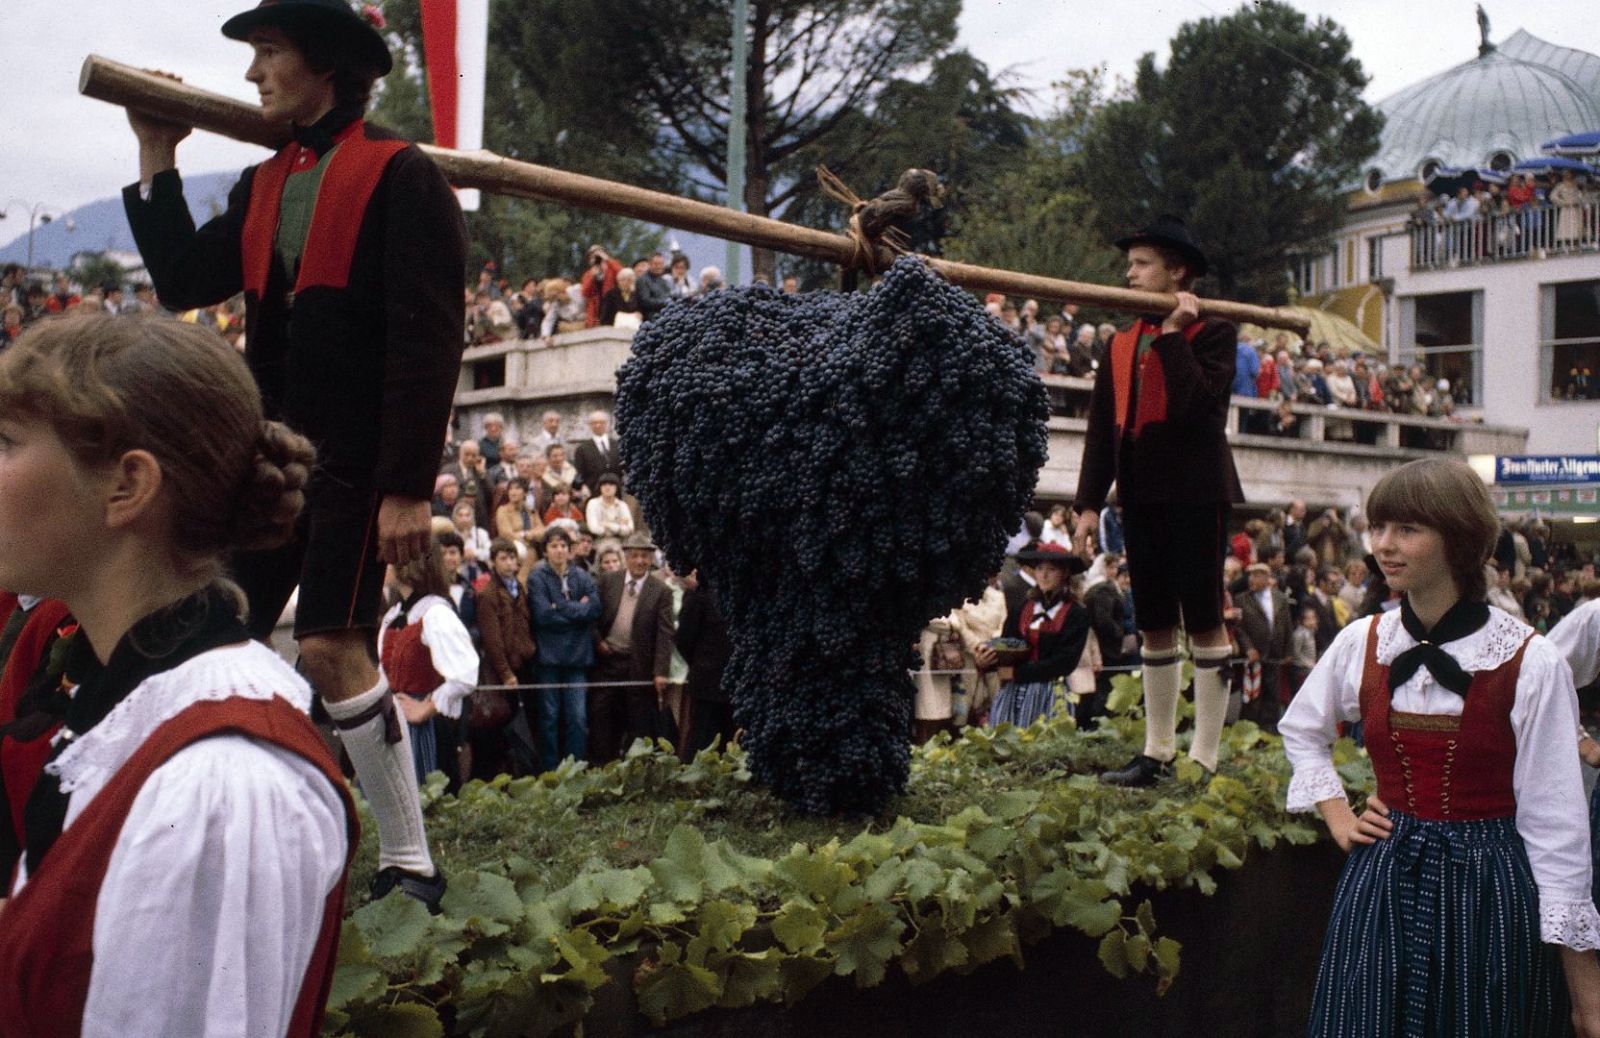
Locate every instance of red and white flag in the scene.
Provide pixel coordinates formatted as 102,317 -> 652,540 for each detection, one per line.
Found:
420,0 -> 489,211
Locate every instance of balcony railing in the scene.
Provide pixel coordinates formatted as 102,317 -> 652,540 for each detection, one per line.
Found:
1409,203 -> 1600,271
1039,374 -> 1526,457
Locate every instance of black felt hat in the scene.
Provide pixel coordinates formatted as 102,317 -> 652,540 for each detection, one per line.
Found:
1012,542 -> 1090,575
222,0 -> 393,76
1115,215 -> 1209,279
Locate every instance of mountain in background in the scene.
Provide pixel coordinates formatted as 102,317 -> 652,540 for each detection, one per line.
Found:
1,169 -> 753,282
0,171 -> 240,269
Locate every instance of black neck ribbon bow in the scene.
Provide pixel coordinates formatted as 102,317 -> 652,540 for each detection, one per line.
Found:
291,104 -> 363,159
1387,596 -> 1490,697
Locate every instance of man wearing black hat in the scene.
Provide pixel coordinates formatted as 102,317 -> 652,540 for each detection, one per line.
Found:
1072,217 -> 1243,787
122,0 -> 467,908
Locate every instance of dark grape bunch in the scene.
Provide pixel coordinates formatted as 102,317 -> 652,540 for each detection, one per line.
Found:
615,256 -> 1049,814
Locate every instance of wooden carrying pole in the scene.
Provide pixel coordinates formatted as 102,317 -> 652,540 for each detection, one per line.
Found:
81,55 -> 1311,334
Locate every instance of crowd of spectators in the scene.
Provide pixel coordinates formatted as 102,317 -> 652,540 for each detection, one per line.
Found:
978,283 -> 1470,442
908,497 -> 1600,745
407,406 -> 737,786
1409,168 -> 1599,266
1230,329 -> 1468,444
1,264 -> 244,351
462,247 -> 803,349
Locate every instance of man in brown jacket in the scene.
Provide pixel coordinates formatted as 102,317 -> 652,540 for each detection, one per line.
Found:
590,532 -> 675,763
477,539 -> 536,688
475,539 -> 538,775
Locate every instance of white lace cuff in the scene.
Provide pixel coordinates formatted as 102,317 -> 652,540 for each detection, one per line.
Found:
1541,898 -> 1600,950
1285,764 -> 1347,813
431,680 -> 474,720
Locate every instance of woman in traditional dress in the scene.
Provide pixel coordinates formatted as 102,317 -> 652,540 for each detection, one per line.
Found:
378,543 -> 478,787
1281,458 -> 1600,1037
0,312 -> 354,1036
988,544 -> 1091,728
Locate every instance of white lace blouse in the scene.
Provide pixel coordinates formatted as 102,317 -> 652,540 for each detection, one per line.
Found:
377,595 -> 479,719
11,642 -> 350,1038
1280,607 -> 1600,950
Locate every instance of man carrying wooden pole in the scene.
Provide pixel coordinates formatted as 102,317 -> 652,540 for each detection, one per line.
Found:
80,54 -> 1311,336
120,0 -> 464,911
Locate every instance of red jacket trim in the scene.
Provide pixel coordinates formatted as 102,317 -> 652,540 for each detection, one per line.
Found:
240,121 -> 409,300
1109,318 -> 1206,439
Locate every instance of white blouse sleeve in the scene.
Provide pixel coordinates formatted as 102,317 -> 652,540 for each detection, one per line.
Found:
1547,599 -> 1600,690
84,736 -> 347,1038
1509,636 -> 1600,950
1279,617 -> 1372,812
421,602 -> 480,719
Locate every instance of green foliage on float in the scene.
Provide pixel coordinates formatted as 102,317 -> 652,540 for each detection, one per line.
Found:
326,693 -> 1369,1036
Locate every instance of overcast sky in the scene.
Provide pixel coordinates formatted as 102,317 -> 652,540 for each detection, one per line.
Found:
2,0 -> 1597,216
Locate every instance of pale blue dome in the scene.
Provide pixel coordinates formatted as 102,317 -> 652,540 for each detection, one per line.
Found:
1368,29 -> 1600,185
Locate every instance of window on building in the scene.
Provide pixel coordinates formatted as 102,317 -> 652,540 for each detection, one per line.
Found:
1541,279 -> 1600,402
1367,236 -> 1383,281
1289,254 -> 1318,296
1398,291 -> 1482,407
1488,151 -> 1516,173
1345,240 -> 1356,284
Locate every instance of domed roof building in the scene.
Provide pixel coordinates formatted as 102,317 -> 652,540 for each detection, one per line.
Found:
1367,30 -> 1600,187
1293,25 -> 1600,498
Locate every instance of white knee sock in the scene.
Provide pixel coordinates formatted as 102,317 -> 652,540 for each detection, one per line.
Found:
1188,643 -> 1233,772
324,677 -> 436,875
1140,649 -> 1183,762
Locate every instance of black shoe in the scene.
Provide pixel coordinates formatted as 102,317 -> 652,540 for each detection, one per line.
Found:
371,866 -> 447,913
1099,754 -> 1172,787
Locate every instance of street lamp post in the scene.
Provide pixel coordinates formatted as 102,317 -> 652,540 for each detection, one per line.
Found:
1,199 -> 76,270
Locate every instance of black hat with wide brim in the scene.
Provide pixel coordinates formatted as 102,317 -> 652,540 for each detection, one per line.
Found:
222,0 -> 393,76
1114,215 -> 1209,279
1012,543 -> 1090,575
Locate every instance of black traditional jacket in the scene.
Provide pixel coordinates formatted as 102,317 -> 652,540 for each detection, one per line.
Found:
124,117 -> 467,500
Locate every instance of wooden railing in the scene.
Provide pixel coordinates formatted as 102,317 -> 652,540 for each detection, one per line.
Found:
1038,373 -> 1527,456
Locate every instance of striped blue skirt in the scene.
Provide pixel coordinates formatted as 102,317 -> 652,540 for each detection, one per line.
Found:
987,679 -> 1069,729
1309,810 -> 1567,1038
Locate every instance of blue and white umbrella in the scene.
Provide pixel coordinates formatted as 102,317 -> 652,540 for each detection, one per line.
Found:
1513,156 -> 1597,178
1539,130 -> 1600,158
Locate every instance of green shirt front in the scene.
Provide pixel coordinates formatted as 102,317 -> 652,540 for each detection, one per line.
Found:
274,144 -> 339,287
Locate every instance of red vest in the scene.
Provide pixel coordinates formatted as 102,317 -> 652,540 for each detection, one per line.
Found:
0,600 -> 72,842
381,620 -> 443,697
240,120 -> 408,301
1359,618 -> 1525,821
0,697 -> 357,1038
1020,598 -> 1070,662
1108,318 -> 1205,439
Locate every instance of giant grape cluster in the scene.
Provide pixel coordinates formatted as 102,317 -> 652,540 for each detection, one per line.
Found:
615,256 -> 1049,814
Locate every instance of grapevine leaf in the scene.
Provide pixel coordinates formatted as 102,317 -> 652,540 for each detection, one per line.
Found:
1028,869 -> 1120,936
351,1002 -> 443,1038
441,870 -> 524,937
326,961 -> 386,1013
1154,936 -> 1182,978
695,899 -> 757,952
992,789 -> 1042,820
551,927 -> 611,990
1125,933 -> 1151,973
778,953 -> 836,1006
353,894 -> 433,959
771,900 -> 828,954
772,844 -> 855,903
1098,928 -> 1130,979
649,826 -> 710,902
636,960 -> 722,1025
962,913 -> 1022,968
1134,899 -> 1157,938
714,949 -> 786,1009
824,903 -> 906,987
900,925 -> 971,982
